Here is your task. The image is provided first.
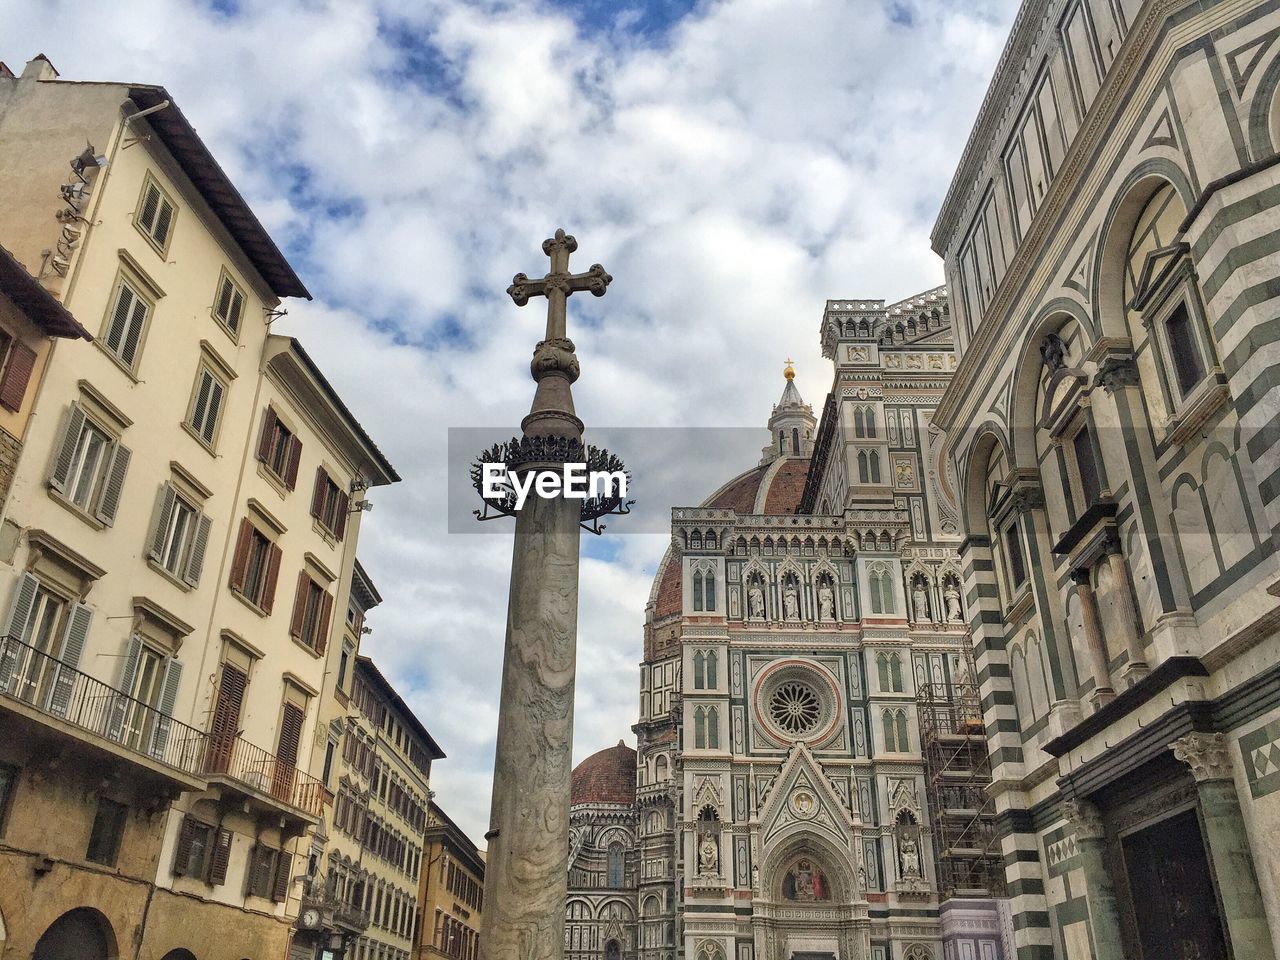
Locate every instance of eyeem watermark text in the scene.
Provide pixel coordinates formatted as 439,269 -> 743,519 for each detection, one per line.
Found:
481,462 -> 629,510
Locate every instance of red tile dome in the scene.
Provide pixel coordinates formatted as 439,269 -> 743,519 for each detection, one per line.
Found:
570,741 -> 636,806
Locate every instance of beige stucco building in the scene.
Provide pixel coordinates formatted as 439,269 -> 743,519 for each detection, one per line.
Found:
931,0 -> 1280,956
418,801 -> 485,960
0,55 -> 397,960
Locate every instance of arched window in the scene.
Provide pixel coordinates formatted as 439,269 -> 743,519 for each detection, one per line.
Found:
865,407 -> 877,438
706,707 -> 720,749
896,710 -> 910,751
877,653 -> 890,691
694,707 -> 706,748
693,570 -> 704,612
704,571 -> 717,612
858,450 -> 869,483
854,407 -> 865,437
607,843 -> 625,887
882,709 -> 898,751
890,653 -> 903,691
792,427 -> 800,453
870,570 -> 884,615
779,430 -> 786,453
693,652 -> 705,690
655,754 -> 668,780
705,651 -> 717,688
870,451 -> 882,484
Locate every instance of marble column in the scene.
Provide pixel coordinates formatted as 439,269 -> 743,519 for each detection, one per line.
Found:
1070,569 -> 1115,708
1103,535 -> 1149,687
1063,799 -> 1126,960
1172,733 -> 1278,960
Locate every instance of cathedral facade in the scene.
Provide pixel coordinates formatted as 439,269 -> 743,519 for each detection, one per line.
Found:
607,289 -> 1010,960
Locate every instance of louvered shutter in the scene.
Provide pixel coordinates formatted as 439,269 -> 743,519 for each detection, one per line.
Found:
260,542 -> 282,614
106,636 -> 143,741
105,283 -> 135,356
0,341 -> 37,412
182,513 -> 213,586
316,591 -> 334,655
190,371 -> 212,434
154,198 -> 173,247
289,572 -> 309,640
203,379 -> 224,443
0,573 -> 40,692
139,184 -> 159,233
272,848 -> 292,902
47,602 -> 91,717
207,661 -> 246,774
256,408 -> 277,462
228,288 -> 244,331
121,295 -> 148,367
216,278 -> 233,323
311,468 -> 326,519
208,827 -> 232,884
48,403 -> 86,492
148,484 -> 178,561
172,815 -> 196,876
284,435 -> 302,490
228,518 -> 253,594
148,656 -> 183,760
94,441 -> 132,525
334,490 -> 350,541
272,702 -> 304,803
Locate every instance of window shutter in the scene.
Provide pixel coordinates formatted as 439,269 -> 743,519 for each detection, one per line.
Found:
94,441 -> 132,525
47,602 -> 92,717
272,848 -> 292,902
148,656 -> 183,759
208,827 -> 232,884
316,590 -> 334,656
311,468 -> 326,519
190,371 -> 212,431
172,815 -> 196,876
148,484 -> 178,561
0,573 -> 40,692
284,435 -> 302,490
139,184 -> 159,233
256,408 -> 277,462
203,379 -> 224,444
334,490 -> 350,540
48,402 -> 86,492
154,199 -> 173,247
229,288 -> 244,332
207,661 -> 247,774
106,636 -> 143,741
182,513 -> 213,587
121,296 -> 148,368
289,572 -> 309,640
229,518 -> 253,594
0,341 -> 37,412
216,277 -> 233,322
277,703 -> 304,767
260,542 -> 283,614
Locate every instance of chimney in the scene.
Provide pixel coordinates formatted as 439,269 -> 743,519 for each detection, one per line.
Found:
20,54 -> 58,81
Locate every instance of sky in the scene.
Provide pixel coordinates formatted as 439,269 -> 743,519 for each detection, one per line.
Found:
1,0 -> 1018,844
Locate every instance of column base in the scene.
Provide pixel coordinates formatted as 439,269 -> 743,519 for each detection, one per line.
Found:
1119,660 -> 1150,688
1088,686 -> 1116,711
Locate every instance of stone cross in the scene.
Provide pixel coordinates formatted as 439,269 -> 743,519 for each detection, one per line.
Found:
482,229 -> 610,960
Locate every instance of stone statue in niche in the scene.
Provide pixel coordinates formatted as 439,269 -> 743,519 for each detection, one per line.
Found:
1040,332 -> 1067,371
817,583 -> 835,620
782,858 -> 828,901
911,581 -> 930,622
747,585 -> 765,620
899,835 -> 921,879
698,833 -> 719,874
782,584 -> 799,620
944,582 -> 963,622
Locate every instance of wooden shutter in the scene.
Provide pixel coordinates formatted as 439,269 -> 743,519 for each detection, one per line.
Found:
228,518 -> 253,594
182,513 -> 213,587
153,197 -> 173,247
120,295 -> 148,367
148,657 -> 183,759
315,590 -> 334,655
208,827 -> 232,884
172,815 -> 196,875
0,341 -> 36,412
106,636 -> 143,741
48,403 -> 86,492
228,288 -> 244,331
256,408 -> 277,462
47,602 -> 91,717
139,184 -> 160,233
272,848 -> 292,902
334,490 -> 350,541
284,435 -> 302,490
289,572 -> 309,640
148,484 -> 178,561
215,277 -> 234,323
202,378 -> 224,444
311,468 -> 326,519
260,542 -> 283,614
207,661 -> 247,774
94,441 -> 132,525
277,702 -> 304,767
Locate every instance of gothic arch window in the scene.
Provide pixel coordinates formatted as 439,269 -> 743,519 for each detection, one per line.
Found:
693,651 -> 706,688
706,707 -> 720,749
869,450 -> 882,484
792,427 -> 801,452
779,430 -> 786,453
858,450 -> 870,483
882,709 -> 900,752
896,710 -> 909,751
705,651 -> 718,688
654,754 -> 668,780
878,531 -> 892,551
706,530 -> 717,549
868,563 -> 895,615
694,706 -> 707,748
697,942 -> 726,960
876,652 -> 903,692
689,530 -> 702,550
693,570 -> 705,611
854,407 -> 866,438
607,843 -> 625,887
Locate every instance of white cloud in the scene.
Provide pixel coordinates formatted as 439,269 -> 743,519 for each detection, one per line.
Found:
0,0 -> 1016,844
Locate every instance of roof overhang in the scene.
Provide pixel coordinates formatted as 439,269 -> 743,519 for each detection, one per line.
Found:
0,245 -> 92,339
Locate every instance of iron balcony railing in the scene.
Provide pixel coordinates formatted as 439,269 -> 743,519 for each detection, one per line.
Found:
205,729 -> 326,818
0,633 -> 207,776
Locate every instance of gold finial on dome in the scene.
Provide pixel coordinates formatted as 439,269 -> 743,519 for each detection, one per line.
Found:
783,358 -> 796,380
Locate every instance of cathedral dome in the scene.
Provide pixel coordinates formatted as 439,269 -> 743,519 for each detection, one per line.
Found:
570,741 -> 636,806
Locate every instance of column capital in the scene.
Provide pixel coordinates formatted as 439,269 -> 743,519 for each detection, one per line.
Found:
1070,567 -> 1094,589
1172,732 -> 1233,782
1063,798 -> 1106,840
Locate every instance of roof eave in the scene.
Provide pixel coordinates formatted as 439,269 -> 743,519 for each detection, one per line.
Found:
0,245 -> 92,340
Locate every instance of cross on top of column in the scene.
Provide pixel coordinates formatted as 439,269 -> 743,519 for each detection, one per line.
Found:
507,228 -> 612,341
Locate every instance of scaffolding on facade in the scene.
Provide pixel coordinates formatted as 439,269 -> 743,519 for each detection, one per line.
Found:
916,661 -> 1006,899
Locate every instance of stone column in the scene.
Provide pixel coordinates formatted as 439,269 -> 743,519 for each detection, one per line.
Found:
1172,733 -> 1278,960
1063,799 -> 1126,960
1070,569 -> 1115,708
1103,534 -> 1149,687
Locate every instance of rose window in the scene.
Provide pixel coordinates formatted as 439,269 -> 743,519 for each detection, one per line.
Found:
768,681 -> 822,735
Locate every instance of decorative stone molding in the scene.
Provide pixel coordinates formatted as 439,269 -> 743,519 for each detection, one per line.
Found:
530,337 -> 581,382
1094,355 -> 1140,394
1063,798 -> 1105,841
1172,732 -> 1233,783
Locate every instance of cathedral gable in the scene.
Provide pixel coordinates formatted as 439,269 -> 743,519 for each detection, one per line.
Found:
758,743 -> 856,851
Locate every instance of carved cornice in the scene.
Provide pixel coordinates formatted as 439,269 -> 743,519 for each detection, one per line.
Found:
1062,798 -> 1105,841
1171,731 -> 1232,783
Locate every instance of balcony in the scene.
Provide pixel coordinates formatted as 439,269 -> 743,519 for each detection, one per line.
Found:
300,881 -> 370,934
204,731 -> 326,823
0,634 -> 207,792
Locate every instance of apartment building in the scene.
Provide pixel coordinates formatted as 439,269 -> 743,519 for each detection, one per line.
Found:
419,802 -> 485,960
0,56 -> 397,960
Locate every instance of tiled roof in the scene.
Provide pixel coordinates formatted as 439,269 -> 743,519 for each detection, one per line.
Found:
570,741 -> 635,806
762,459 -> 809,514
706,464 -> 770,513
652,552 -> 683,620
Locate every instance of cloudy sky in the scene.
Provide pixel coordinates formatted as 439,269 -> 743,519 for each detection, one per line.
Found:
3,0 -> 1017,843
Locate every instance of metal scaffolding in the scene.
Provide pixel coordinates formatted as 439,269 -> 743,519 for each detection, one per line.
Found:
916,662 -> 1006,899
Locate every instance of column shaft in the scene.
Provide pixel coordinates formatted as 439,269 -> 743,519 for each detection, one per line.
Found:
1073,577 -> 1115,707
1197,778 -> 1277,960
1105,550 -> 1148,685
